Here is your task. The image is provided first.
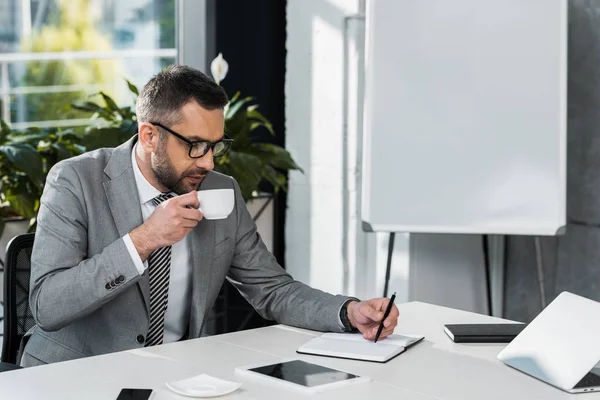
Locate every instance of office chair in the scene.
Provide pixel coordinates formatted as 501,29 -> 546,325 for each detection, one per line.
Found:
1,233 -> 35,372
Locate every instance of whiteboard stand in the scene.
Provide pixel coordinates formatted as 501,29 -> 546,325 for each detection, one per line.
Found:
482,235 -> 492,316
488,235 -> 506,318
374,230 -> 496,317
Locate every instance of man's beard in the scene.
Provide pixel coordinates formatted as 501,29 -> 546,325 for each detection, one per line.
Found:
151,145 -> 208,194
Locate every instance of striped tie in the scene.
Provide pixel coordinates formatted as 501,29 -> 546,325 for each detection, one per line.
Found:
145,193 -> 174,347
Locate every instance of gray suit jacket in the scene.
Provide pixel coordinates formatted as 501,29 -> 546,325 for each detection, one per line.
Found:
22,136 -> 352,366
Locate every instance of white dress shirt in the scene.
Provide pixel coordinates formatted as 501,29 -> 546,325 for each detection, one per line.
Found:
122,144 -> 192,343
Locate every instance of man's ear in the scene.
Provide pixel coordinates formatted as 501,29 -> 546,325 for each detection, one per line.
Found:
138,122 -> 160,152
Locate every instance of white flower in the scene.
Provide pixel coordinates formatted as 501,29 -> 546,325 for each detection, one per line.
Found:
211,53 -> 229,85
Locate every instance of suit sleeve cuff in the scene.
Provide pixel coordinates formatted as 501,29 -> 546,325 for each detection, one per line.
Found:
123,234 -> 148,275
338,297 -> 360,332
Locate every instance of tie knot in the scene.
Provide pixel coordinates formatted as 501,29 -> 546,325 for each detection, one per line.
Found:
152,193 -> 173,206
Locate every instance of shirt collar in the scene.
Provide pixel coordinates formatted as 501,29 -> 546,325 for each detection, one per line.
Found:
131,143 -> 163,205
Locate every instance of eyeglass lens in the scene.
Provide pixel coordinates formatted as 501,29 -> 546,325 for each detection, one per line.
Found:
190,141 -> 228,158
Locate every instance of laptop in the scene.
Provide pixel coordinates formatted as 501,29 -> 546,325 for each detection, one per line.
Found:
497,291 -> 600,394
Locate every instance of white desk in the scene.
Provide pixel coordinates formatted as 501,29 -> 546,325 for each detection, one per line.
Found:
0,301 -> 596,400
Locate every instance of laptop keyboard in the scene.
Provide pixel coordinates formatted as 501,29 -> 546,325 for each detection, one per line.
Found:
574,372 -> 600,389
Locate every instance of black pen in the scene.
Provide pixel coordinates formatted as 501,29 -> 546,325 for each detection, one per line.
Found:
374,292 -> 396,343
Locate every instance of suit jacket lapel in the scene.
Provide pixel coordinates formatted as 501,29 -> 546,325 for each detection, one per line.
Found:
102,136 -> 150,315
188,219 -> 217,339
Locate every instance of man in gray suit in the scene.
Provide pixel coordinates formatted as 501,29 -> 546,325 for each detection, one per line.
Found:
22,65 -> 399,366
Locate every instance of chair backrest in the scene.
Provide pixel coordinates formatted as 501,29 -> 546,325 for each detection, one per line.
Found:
1,233 -> 35,364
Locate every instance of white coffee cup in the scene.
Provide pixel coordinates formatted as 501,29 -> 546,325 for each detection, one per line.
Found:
196,189 -> 235,220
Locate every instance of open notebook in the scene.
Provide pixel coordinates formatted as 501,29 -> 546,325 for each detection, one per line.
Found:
297,332 -> 424,363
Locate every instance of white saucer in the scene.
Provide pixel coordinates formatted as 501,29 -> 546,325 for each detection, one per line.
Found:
165,374 -> 241,398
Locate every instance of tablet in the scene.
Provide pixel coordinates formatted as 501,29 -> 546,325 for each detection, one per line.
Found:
234,359 -> 371,394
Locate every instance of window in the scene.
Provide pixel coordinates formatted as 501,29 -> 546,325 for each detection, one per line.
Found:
0,0 -> 176,129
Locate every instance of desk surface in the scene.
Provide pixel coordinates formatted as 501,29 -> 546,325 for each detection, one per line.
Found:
0,301 -> 596,400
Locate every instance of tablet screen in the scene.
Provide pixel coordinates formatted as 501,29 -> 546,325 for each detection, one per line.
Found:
248,360 -> 359,388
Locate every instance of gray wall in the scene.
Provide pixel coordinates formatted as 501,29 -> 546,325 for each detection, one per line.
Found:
505,0 -> 600,322
410,0 -> 600,323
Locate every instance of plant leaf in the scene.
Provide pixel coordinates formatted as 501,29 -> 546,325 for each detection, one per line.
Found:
99,91 -> 121,115
28,217 -> 37,232
3,188 -> 38,219
227,151 -> 262,178
225,96 -> 254,120
71,101 -> 114,120
126,78 -> 139,96
262,165 -> 287,191
225,111 -> 251,145
248,121 -> 266,132
0,120 -> 11,144
51,142 -> 72,161
0,143 -> 44,183
81,127 -> 123,150
216,151 -> 263,200
119,119 -> 137,135
6,132 -> 51,144
247,109 -> 274,134
0,170 -> 41,218
255,143 -> 303,172
229,91 -> 241,104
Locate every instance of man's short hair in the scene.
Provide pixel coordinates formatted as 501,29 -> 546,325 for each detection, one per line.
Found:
136,64 -> 229,127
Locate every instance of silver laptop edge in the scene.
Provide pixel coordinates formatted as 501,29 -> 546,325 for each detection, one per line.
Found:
497,292 -> 600,394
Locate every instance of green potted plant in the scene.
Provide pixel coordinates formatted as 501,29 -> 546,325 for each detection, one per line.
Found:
0,122 -> 86,234
0,122 -> 86,262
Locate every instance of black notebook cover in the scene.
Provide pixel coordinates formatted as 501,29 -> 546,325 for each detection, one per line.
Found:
444,323 -> 526,343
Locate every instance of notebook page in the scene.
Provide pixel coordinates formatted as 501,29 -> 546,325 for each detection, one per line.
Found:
321,332 -> 423,347
297,337 -> 404,363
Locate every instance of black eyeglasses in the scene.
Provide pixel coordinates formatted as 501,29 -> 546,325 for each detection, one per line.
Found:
150,122 -> 234,158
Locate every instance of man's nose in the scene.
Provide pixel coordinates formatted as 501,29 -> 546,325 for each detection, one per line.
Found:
195,150 -> 214,171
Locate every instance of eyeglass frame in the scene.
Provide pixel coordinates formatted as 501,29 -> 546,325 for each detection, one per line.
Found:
149,121 -> 234,159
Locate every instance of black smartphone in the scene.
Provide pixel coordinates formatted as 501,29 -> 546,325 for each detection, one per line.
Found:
115,388 -> 153,400
444,323 -> 526,343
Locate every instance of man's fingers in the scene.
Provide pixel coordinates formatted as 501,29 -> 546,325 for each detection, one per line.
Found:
181,220 -> 200,229
176,191 -> 200,208
180,207 -> 203,221
360,304 -> 383,322
378,328 -> 395,340
372,326 -> 380,337
363,328 -> 377,341
376,324 -> 395,337
364,326 -> 382,340
384,317 -> 397,328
